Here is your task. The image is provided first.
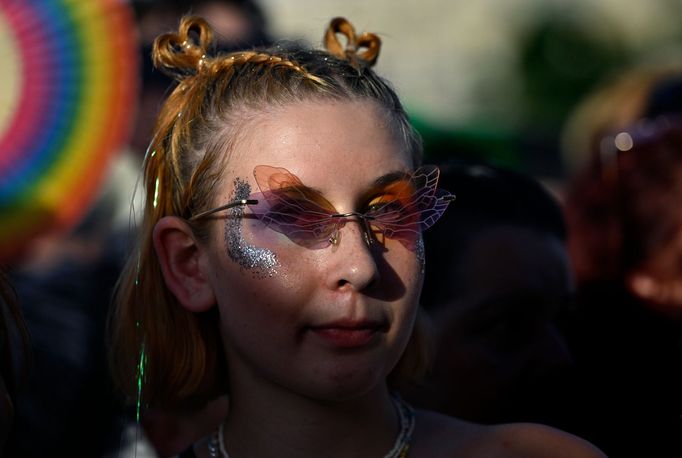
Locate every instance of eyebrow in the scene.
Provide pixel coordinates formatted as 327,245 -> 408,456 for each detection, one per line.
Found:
370,170 -> 411,188
276,170 -> 411,197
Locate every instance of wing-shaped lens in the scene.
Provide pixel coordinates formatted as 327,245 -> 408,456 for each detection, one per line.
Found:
366,165 -> 455,249
251,165 -> 339,248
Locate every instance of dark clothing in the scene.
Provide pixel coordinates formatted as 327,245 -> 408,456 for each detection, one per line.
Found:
559,282 -> 682,458
7,237 -> 128,457
180,445 -> 198,457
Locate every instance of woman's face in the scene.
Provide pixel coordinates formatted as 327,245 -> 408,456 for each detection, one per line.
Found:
203,100 -> 423,400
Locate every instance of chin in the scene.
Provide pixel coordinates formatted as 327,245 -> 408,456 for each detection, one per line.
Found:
300,362 -> 390,402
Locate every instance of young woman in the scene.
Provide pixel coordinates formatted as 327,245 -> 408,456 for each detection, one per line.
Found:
563,105 -> 682,455
110,16 -> 604,457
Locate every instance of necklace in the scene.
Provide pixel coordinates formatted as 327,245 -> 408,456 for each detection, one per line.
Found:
383,394 -> 415,458
207,394 -> 415,458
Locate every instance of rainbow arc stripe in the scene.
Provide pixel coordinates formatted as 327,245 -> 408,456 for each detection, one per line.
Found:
0,0 -> 137,261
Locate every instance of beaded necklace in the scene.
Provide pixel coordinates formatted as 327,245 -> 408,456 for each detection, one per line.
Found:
207,395 -> 415,458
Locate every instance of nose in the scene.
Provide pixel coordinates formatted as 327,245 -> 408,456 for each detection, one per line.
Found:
325,217 -> 380,291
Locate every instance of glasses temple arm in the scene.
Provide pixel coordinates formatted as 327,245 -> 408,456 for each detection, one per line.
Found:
189,199 -> 259,221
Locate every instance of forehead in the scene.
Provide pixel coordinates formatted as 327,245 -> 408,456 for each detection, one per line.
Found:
223,100 -> 412,194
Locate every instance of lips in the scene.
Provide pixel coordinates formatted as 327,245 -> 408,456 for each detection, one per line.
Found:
308,319 -> 386,348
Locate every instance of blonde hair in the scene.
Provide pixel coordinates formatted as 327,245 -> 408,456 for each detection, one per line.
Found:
109,16 -> 425,409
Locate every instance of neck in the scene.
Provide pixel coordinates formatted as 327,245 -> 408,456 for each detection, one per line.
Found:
222,376 -> 399,458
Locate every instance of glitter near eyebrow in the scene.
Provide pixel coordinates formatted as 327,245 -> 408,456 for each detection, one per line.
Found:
415,236 -> 426,275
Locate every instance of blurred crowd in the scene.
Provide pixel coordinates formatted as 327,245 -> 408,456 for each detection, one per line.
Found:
1,1 -> 681,457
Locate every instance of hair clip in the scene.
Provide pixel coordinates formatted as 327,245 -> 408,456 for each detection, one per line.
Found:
324,17 -> 381,68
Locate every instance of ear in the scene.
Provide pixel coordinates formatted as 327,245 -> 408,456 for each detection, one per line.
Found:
153,216 -> 216,312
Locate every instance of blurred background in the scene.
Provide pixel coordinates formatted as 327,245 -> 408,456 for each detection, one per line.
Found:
1,0 -> 682,457
260,0 -> 682,178
4,0 -> 682,244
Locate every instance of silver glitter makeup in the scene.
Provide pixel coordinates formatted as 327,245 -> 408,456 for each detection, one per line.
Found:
224,178 -> 279,278
415,236 -> 426,275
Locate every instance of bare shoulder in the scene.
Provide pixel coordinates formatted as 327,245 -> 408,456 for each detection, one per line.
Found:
410,409 -> 606,458
410,408 -> 481,456
476,422 -> 607,457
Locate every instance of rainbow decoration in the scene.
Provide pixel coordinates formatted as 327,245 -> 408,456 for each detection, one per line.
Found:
0,0 -> 138,262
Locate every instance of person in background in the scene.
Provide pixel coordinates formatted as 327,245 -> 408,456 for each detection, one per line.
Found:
6,2 -> 272,457
561,69 -> 682,457
560,63 -> 682,175
402,161 -> 579,431
0,271 -> 30,456
130,0 -> 272,157
6,173 -> 133,456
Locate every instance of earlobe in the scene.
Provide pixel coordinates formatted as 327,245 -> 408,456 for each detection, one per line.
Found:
153,216 -> 216,312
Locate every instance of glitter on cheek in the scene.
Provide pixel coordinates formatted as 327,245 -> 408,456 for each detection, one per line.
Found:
224,178 -> 279,278
415,236 -> 426,275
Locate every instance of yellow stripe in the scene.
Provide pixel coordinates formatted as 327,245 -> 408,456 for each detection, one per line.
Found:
0,12 -> 22,142
34,1 -> 121,223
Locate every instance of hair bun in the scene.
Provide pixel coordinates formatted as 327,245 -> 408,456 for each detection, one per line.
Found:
324,17 -> 381,68
152,16 -> 214,80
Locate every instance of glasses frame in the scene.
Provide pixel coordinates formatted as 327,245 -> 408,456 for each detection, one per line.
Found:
187,166 -> 456,249
189,199 -> 259,221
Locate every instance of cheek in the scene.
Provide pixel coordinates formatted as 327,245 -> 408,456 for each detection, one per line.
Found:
415,236 -> 426,275
382,240 -> 423,329
214,252 -> 321,371
215,257 -> 311,342
217,212 -> 320,308
387,237 -> 424,293
223,213 -> 279,279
